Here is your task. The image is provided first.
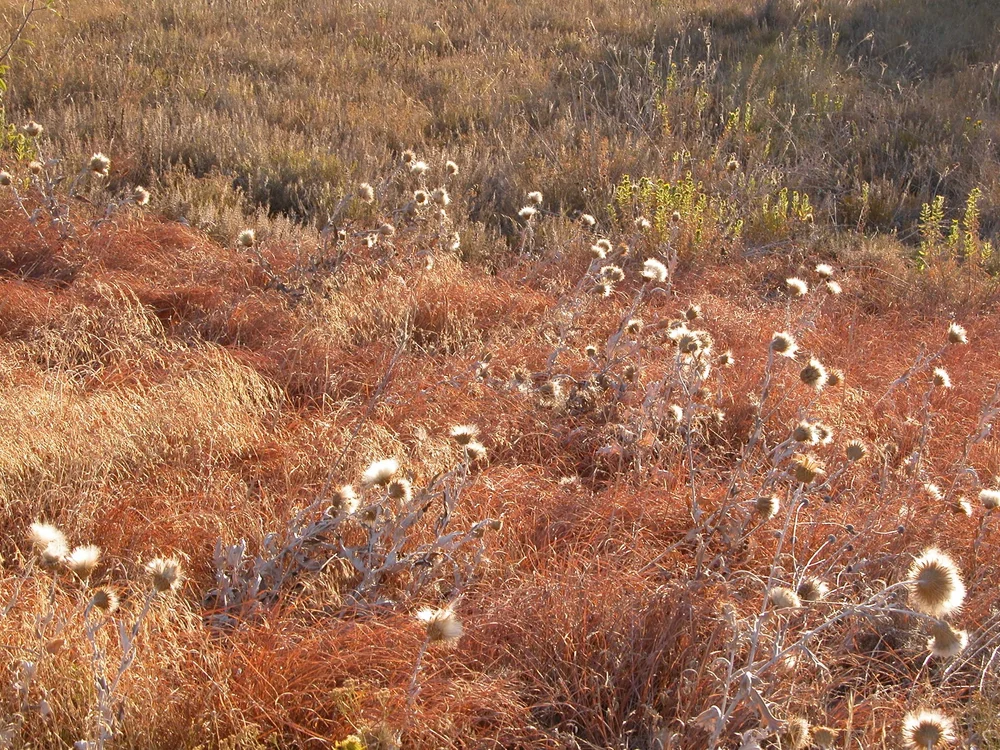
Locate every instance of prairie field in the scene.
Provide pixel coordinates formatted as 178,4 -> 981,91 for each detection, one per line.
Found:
1,0 -> 1000,748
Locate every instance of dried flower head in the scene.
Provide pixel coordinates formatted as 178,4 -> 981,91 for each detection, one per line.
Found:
779,717 -> 809,750
410,160 -> 429,175
237,228 -> 255,247
902,710 -> 954,750
593,281 -> 613,298
444,160 -> 459,176
386,478 -> 413,503
793,421 -> 819,444
132,185 -> 151,206
825,280 -> 843,295
754,495 -> 780,520
814,422 -> 834,445
980,489 -> 1000,510
89,588 -> 119,614
800,358 -> 827,389
357,182 -> 375,203
928,621 -> 968,658
589,244 -> 607,259
624,318 -> 643,336
146,556 -> 184,593
0,171 -> 11,186
449,425 -> 479,445
591,238 -> 611,253
538,379 -> 564,407
527,190 -> 543,205
907,548 -> 965,618
845,439 -> 867,461
951,497 -> 972,516
67,545 -> 101,580
825,367 -> 844,387
378,222 -> 395,237
811,727 -> 837,749
464,441 -> 487,461
770,332 -> 798,358
23,121 -> 43,137
717,350 -> 734,367
89,152 -> 111,177
327,485 -> 359,515
797,577 -> 829,602
431,187 -> 450,207
361,458 -> 400,488
28,160 -> 43,175
682,304 -> 701,322
584,344 -> 598,357
768,586 -> 802,610
601,265 -> 625,282
413,189 -> 429,205
932,368 -> 951,389
634,216 -> 651,230
725,155 -> 740,173
640,258 -> 667,282
518,205 -> 537,220
401,150 -> 416,164
29,522 -> 67,554
670,209 -> 682,224
579,213 -> 596,227
946,323 -> 967,345
924,483 -> 944,501
792,453 -> 825,484
417,606 -> 463,645
786,277 -> 809,297
815,263 -> 835,278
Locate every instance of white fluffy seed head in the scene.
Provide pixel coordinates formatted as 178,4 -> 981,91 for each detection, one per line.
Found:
786,277 -> 808,297
927,621 -> 968,659
642,258 -> 668,282
67,545 -> 102,579
417,606 -> 463,645
361,458 -> 400,488
907,548 -> 965,618
146,556 -> 184,593
902,710 -> 955,749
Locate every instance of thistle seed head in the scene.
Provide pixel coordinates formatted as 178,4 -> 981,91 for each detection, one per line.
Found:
67,545 -> 102,580
786,277 -> 809,297
89,152 -> 111,177
796,577 -> 829,602
770,332 -> 798,358
768,586 -> 801,610
22,121 -> 43,137
947,323 -> 967,345
417,606 -> 463,645
932,368 -> 951,389
815,263 -> 835,278
845,439 -> 867,461
89,588 -> 119,614
146,556 -> 184,593
357,182 -> 375,203
641,258 -> 668,282
527,190 -> 543,205
928,621 -> 968,658
799,358 -> 828,389
980,489 -> 1000,510
754,495 -> 780,520
579,213 -> 596,228
902,710 -> 954,750
907,548 -> 965,618
361,458 -> 400,488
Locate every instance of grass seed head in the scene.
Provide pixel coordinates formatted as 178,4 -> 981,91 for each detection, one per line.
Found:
928,621 -> 968,658
902,710 -> 955,750
146,556 -> 184,593
907,548 -> 965,618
